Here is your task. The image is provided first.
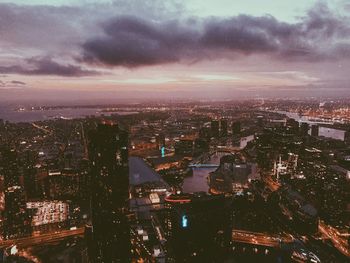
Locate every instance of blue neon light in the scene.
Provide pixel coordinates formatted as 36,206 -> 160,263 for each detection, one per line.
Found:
182,215 -> 188,228
161,146 -> 165,158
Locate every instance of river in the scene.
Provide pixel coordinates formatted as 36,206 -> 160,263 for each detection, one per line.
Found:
0,106 -> 137,123
182,151 -> 229,193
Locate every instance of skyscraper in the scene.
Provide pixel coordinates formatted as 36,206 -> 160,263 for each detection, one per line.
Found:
232,121 -> 241,135
211,120 -> 220,138
156,133 -> 166,150
311,125 -> 319,137
220,119 -> 228,137
0,147 -> 32,239
286,118 -> 299,134
175,139 -> 193,156
300,122 -> 309,137
87,121 -> 130,262
164,193 -> 232,262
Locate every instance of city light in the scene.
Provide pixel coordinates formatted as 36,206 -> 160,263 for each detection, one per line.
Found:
182,215 -> 188,228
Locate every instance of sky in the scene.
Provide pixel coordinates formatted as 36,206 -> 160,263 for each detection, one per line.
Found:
0,0 -> 350,102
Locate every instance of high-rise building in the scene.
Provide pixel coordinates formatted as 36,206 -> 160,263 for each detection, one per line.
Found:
300,122 -> 309,137
211,120 -> 220,138
1,148 -> 20,189
311,125 -> 319,137
164,193 -> 232,262
87,121 -> 130,262
3,186 -> 32,239
220,119 -> 228,137
21,150 -> 39,199
175,139 -> 193,156
199,127 -> 211,140
194,138 -> 209,156
0,148 -> 32,239
286,118 -> 299,134
156,133 -> 166,150
257,115 -> 264,127
232,121 -> 241,135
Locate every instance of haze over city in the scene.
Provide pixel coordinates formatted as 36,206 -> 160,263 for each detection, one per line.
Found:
0,0 -> 350,102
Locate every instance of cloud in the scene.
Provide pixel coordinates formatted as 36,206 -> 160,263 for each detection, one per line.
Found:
0,1 -> 186,73
81,17 -> 202,67
258,71 -> 319,83
1,1 -> 350,74
10,80 -> 26,85
0,79 -> 27,89
81,2 -> 350,67
0,1 -> 184,53
0,57 -> 100,77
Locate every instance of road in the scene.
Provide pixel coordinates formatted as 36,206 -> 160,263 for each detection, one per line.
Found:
80,122 -> 88,159
188,163 -> 219,168
130,229 -> 154,261
31,123 -> 53,135
318,220 -> 350,257
0,227 -> 295,251
232,229 -> 294,247
0,228 -> 84,249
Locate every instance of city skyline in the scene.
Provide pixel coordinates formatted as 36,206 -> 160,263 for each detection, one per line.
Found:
1,99 -> 349,262
1,2 -> 350,261
1,0 -> 350,102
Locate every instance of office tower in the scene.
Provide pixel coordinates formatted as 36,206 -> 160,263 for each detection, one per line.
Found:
232,121 -> 241,135
198,127 -> 211,140
23,167 -> 38,199
220,119 -> 228,137
47,169 -> 81,200
286,118 -> 299,134
175,139 -> 193,156
211,120 -> 220,138
300,122 -> 309,137
257,115 -> 264,127
4,186 -> 32,239
21,150 -> 39,199
1,148 -> 20,189
87,121 -> 130,262
194,138 -> 209,156
156,133 -> 166,157
156,133 -> 166,150
0,147 -> 31,239
164,193 -> 232,262
311,125 -> 319,137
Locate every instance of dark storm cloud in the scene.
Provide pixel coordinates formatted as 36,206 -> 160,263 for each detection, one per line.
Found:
0,1 -> 185,74
81,2 -> 350,67
0,1 -> 184,52
81,17 -> 202,67
1,1 -> 350,72
0,57 -> 99,77
279,2 -> 350,60
82,15 -> 281,67
201,15 -> 293,53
